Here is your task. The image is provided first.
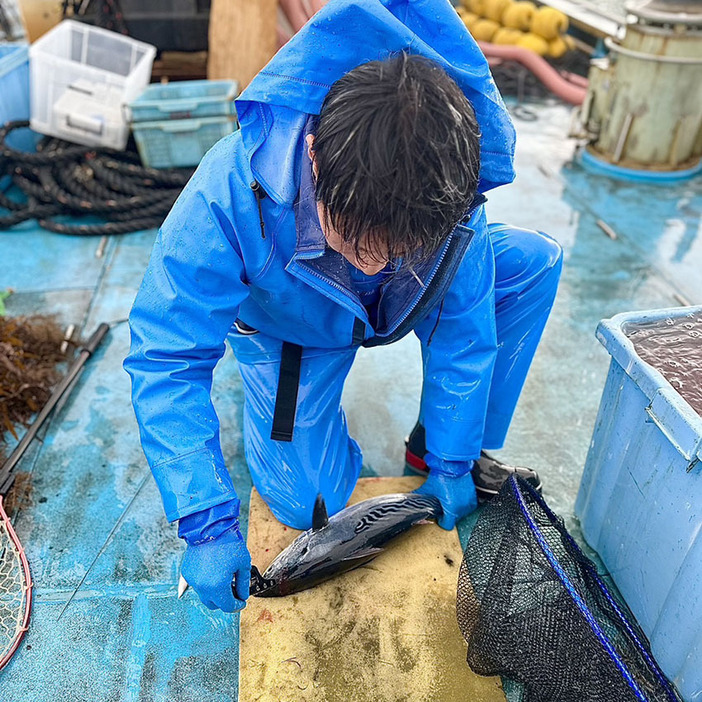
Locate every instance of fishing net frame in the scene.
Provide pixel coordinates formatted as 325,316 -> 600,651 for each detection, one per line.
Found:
0,495 -> 32,671
457,475 -> 682,702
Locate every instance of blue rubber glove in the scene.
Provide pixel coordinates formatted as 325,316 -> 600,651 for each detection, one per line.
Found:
415,454 -> 479,530
178,499 -> 252,612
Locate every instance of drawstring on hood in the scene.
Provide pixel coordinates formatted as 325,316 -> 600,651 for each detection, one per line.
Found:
250,181 -> 268,239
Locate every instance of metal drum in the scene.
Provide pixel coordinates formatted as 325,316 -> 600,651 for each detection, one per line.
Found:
580,0 -> 702,175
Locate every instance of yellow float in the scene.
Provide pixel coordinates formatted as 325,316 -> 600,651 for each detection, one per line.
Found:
462,11 -> 481,32
483,0 -> 511,22
547,35 -> 569,58
468,0 -> 488,15
471,18 -> 501,41
530,6 -> 569,40
501,1 -> 536,31
516,31 -> 549,55
492,27 -> 524,45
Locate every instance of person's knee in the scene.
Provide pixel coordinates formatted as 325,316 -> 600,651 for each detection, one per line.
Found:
268,488 -> 350,531
490,223 -> 563,288
534,229 -> 563,277
252,441 -> 361,531
275,502 -> 315,531
530,230 -> 563,297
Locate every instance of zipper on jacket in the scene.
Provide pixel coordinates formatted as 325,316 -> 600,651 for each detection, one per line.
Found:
364,227 -> 471,348
377,232 -> 454,337
250,181 -> 267,239
372,196 -> 486,341
290,259 -> 370,325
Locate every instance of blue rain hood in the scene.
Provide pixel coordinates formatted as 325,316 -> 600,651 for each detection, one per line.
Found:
235,0 -> 516,206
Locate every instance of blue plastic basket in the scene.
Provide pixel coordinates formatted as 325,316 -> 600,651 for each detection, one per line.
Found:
576,306 -> 702,702
0,43 -> 41,154
131,115 -> 237,169
128,79 -> 238,123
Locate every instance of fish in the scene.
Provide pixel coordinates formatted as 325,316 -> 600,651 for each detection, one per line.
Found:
249,492 -> 443,597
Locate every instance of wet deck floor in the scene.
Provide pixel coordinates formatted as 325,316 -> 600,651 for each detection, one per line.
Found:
1,100 -> 701,700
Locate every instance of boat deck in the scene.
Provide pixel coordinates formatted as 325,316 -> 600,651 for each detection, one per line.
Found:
2,99 -> 701,701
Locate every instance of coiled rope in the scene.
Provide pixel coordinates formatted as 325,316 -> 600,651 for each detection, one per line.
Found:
0,120 -> 194,236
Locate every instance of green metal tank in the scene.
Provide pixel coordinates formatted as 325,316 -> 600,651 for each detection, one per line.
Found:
579,0 -> 702,173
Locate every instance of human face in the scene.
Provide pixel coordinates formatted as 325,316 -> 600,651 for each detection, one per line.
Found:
315,201 -> 391,275
306,134 -> 390,276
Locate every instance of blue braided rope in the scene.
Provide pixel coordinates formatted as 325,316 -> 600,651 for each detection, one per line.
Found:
557,518 -> 680,702
510,476 -> 650,702
515,476 -> 679,700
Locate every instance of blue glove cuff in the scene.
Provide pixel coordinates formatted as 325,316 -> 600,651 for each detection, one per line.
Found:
178,497 -> 241,545
425,452 -> 476,478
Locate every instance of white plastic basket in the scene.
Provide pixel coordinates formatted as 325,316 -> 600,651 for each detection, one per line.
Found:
29,20 -> 155,150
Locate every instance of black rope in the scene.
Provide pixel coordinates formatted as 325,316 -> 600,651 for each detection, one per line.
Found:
96,0 -> 128,35
0,121 -> 194,236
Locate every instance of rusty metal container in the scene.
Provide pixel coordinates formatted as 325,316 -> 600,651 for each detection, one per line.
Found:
580,0 -> 702,175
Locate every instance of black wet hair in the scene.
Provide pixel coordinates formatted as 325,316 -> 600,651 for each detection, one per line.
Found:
312,52 -> 482,265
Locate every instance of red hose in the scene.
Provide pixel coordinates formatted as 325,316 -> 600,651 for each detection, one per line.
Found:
477,41 -> 587,105
277,25 -> 293,49
279,0 -> 309,32
560,70 -> 589,89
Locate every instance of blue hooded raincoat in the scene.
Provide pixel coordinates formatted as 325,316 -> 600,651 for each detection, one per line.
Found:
124,0 -> 563,530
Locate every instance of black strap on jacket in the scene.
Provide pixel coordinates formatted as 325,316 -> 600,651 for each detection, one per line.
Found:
270,341 -> 303,442
352,317 -> 366,346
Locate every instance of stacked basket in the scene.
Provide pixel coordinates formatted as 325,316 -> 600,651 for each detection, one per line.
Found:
128,79 -> 239,169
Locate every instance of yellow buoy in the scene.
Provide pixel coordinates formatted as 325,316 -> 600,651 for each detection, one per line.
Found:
530,6 -> 569,40
462,11 -> 481,31
492,27 -> 524,45
471,18 -> 501,41
484,0 -> 511,22
501,1 -> 536,31
547,35 -> 569,58
516,32 -> 549,55
468,0 -> 488,16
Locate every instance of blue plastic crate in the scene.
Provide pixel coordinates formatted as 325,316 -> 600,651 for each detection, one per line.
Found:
128,79 -> 238,123
576,306 -> 702,702
131,115 -> 237,169
0,43 -> 41,154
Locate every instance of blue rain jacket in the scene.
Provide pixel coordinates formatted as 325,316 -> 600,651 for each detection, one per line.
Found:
124,0 -> 516,523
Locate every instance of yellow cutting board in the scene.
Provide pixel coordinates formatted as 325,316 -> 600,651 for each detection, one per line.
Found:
239,476 -> 505,702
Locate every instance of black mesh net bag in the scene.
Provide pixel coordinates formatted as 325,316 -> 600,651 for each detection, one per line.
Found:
456,475 -> 682,702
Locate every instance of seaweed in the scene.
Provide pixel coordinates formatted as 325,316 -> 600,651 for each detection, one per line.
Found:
0,315 -> 65,457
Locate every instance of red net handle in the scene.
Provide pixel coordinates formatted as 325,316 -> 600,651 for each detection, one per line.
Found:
0,495 -> 33,671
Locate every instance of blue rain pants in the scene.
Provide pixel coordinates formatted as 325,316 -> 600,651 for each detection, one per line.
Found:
228,224 -> 563,529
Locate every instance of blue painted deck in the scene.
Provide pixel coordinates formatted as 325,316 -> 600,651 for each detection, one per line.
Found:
1,101 -> 701,700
